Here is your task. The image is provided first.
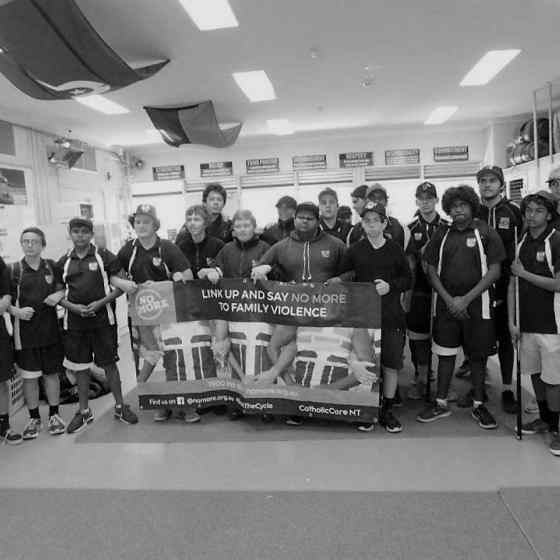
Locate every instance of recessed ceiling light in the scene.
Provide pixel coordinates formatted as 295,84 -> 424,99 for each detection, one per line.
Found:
425,106 -> 458,125
178,0 -> 238,30
460,49 -> 521,86
267,119 -> 294,135
75,95 -> 129,115
233,71 -> 276,102
0,48 -> 4,54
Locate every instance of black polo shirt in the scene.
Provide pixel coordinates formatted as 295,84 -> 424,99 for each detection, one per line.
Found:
340,238 -> 412,330
118,237 -> 190,283
478,198 -> 523,302
348,217 -> 417,257
319,218 -> 352,244
0,257 -> 10,339
56,244 -> 122,330
175,233 -> 223,278
424,219 -> 505,317
408,213 -> 449,294
518,226 -> 560,334
10,258 -> 60,348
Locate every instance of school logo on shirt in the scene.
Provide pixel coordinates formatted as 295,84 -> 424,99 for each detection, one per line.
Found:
536,251 -> 545,263
152,257 -> 162,267
414,232 -> 423,241
498,217 -> 510,230
44,274 -> 53,285
466,237 -> 476,248
88,262 -> 98,271
206,258 -> 213,265
321,250 -> 330,258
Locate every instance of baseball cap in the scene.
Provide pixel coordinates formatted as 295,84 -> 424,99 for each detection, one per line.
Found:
318,187 -> 338,202
415,181 -> 437,198
295,202 -> 320,220
476,165 -> 504,186
68,217 -> 93,232
129,203 -> 161,230
360,201 -> 387,220
366,183 -> 388,200
275,195 -> 297,209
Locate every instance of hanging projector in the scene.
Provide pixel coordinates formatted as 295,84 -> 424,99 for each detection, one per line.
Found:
47,134 -> 84,168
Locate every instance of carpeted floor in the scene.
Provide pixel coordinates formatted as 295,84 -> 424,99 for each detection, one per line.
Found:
499,487 -> 560,560
76,380 -> 522,444
0,489 -> 542,560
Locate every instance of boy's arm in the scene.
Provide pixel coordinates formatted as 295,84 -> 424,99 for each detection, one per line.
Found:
511,260 -> 560,292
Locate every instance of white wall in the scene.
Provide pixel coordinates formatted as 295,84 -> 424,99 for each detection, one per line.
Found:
0,122 -> 131,260
128,125 -> 487,231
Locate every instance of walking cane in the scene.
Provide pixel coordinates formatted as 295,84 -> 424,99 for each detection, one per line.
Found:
425,290 -> 434,403
514,226 -> 523,440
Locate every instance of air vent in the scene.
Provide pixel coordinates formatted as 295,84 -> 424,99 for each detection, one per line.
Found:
241,172 -> 295,189
424,162 -> 481,178
298,169 -> 353,185
508,178 -> 524,203
365,165 -> 421,181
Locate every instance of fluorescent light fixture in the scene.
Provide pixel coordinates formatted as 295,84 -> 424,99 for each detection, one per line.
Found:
179,0 -> 238,30
425,106 -> 458,125
460,49 -> 521,86
74,95 -> 129,115
267,119 -> 294,135
233,70 -> 276,102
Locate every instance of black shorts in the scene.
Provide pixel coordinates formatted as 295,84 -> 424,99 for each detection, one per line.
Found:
406,292 -> 431,339
63,326 -> 119,370
381,329 -> 405,370
0,337 -> 14,383
15,343 -> 64,379
432,310 -> 495,359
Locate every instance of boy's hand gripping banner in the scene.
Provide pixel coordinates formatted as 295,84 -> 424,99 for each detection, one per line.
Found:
130,279 -> 382,424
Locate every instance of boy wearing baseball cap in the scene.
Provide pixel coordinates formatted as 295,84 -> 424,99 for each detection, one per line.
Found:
509,191 -> 560,455
339,201 -> 412,433
475,165 -> 523,413
406,182 -> 449,400
261,195 -> 297,246
57,217 -> 138,433
418,186 -> 505,430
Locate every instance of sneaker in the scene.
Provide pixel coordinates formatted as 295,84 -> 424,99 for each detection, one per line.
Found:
407,382 -> 424,401
285,416 -> 303,426
457,389 -> 488,408
261,414 -> 274,424
379,409 -> 402,433
1,425 -> 23,445
114,404 -> 138,425
416,403 -> 452,423
153,408 -> 172,422
184,409 -> 201,424
525,399 -> 539,414
228,409 -> 243,421
22,418 -> 42,440
501,390 -> 518,415
471,405 -> 498,430
356,423 -> 375,432
66,409 -> 94,434
456,359 -> 471,378
47,414 -> 66,436
550,434 -> 560,456
521,418 -> 549,435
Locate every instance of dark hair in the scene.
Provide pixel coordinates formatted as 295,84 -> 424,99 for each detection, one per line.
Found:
521,192 -> 557,219
337,205 -> 352,218
202,183 -> 227,204
350,184 -> 369,199
20,227 -> 46,247
441,184 -> 480,215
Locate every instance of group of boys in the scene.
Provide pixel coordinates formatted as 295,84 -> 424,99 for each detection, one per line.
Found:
3,165 -> 560,456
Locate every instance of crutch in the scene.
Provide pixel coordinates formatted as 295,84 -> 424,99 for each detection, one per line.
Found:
514,226 -> 523,440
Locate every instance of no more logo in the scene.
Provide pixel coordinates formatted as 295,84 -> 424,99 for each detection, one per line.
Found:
136,289 -> 170,321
